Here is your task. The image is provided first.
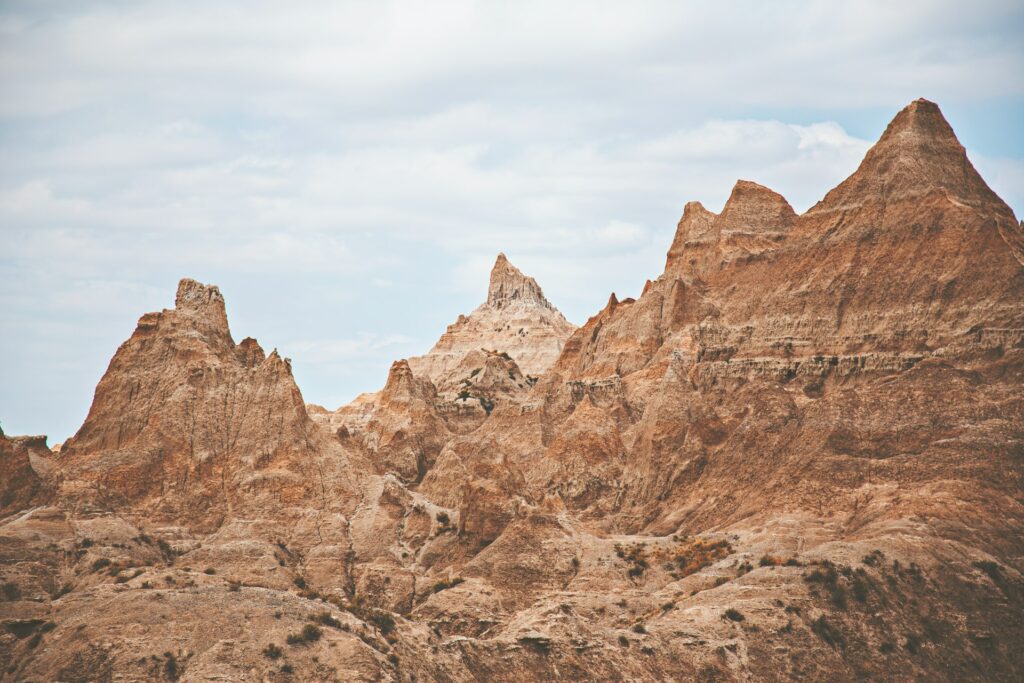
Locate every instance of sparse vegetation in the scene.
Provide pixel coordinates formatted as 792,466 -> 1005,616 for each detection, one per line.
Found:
157,539 -> 176,561
631,622 -> 647,634
262,643 -> 283,659
615,543 -> 649,580
973,560 -> 1001,582
759,555 -> 782,567
163,652 -> 180,680
293,576 -> 307,589
862,549 -> 885,567
431,577 -> 465,593
722,608 -> 744,622
91,558 -> 112,571
811,616 -> 844,648
286,624 -> 322,645
204,567 -> 216,575
478,397 -> 495,415
367,610 -> 396,636
2,582 -> 20,601
666,538 -> 733,579
618,634 -> 629,647
804,563 -> 848,609
311,612 -> 343,629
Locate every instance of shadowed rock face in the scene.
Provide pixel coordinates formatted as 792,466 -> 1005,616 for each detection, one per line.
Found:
2,99 -> 1023,682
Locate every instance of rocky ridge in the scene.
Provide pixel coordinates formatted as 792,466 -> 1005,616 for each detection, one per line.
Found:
1,99 -> 1023,682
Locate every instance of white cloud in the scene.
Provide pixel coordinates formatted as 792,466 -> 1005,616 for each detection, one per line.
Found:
0,0 -> 1021,439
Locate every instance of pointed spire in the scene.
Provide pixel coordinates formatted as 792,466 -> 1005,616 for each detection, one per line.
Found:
174,278 -> 230,336
487,253 -> 554,310
717,180 -> 796,234
809,98 -> 1002,214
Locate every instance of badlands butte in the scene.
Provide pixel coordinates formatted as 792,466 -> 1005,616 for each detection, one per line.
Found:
1,99 -> 1023,682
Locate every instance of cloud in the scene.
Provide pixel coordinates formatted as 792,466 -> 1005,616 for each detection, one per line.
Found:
0,1 -> 1022,439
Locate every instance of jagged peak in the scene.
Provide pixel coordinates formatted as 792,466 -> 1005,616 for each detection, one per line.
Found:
665,201 -> 717,272
875,98 -> 960,150
176,278 -> 225,311
381,359 -> 436,403
809,98 -> 1003,214
174,278 -> 230,334
487,253 -> 555,310
717,180 -> 796,234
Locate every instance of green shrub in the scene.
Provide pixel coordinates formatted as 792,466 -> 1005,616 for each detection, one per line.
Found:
204,568 -> 216,575
722,608 -> 744,622
92,558 -> 111,571
262,643 -> 283,659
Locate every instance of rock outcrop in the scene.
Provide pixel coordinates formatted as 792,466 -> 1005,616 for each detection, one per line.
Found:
55,278 -> 347,526
408,253 -> 576,383
0,433 -> 52,517
2,100 -> 1023,682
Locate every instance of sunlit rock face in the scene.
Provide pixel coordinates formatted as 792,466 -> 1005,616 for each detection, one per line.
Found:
3,100 -> 1023,682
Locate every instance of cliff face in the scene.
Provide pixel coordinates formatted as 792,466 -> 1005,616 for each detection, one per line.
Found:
55,279 -> 340,525
2,99 -> 1023,683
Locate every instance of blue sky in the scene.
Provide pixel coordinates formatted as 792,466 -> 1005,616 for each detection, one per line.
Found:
1,0 -> 1022,441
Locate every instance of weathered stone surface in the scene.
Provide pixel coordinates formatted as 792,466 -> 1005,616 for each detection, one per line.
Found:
408,253 -> 576,383
2,99 -> 1023,682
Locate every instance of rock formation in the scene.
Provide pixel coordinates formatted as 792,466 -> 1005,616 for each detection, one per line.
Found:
408,252 -> 576,384
2,99 -> 1022,682
309,253 -> 574,483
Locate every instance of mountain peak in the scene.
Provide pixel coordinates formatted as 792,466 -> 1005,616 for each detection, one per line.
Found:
809,98 -> 1002,214
717,180 -> 796,234
175,278 -> 231,335
487,253 -> 554,310
878,98 -> 956,144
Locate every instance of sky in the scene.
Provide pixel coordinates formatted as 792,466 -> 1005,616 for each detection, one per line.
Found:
1,1 -> 1022,441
